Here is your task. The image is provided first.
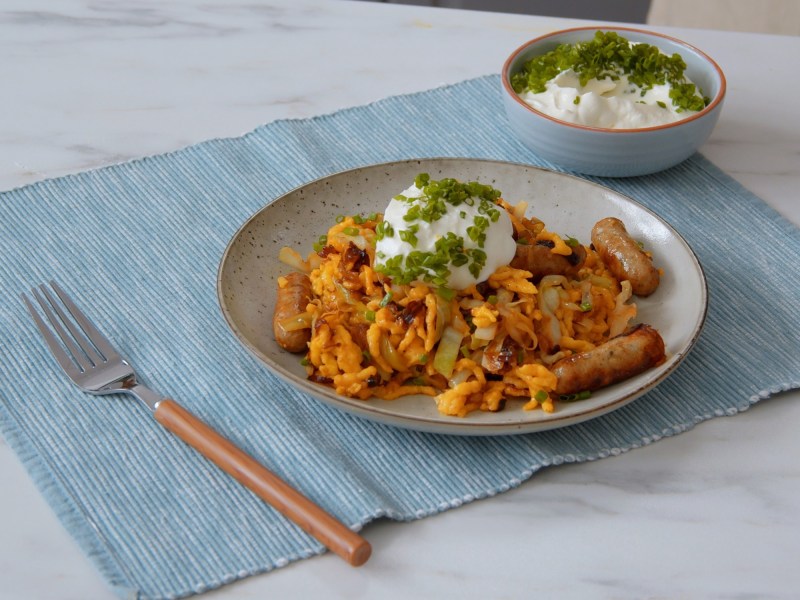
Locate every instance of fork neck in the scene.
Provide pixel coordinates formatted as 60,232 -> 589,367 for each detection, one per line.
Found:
126,383 -> 165,412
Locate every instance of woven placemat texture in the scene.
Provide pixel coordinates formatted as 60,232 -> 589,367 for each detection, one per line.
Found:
1,75 -> 798,599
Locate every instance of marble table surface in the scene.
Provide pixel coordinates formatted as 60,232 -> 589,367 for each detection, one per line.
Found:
1,1 -> 798,599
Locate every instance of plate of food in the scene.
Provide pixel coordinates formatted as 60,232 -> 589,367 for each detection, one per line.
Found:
217,158 -> 707,435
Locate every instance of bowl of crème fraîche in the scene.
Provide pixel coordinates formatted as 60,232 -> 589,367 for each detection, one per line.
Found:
501,27 -> 726,177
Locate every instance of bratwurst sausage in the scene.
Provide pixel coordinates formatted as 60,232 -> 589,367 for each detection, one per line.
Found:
552,324 -> 666,395
510,240 -> 586,281
273,272 -> 312,353
591,217 -> 660,296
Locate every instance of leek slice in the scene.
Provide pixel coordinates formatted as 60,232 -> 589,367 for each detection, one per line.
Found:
433,326 -> 464,378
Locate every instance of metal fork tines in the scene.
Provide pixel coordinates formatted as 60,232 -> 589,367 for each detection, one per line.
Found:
22,280 -> 372,566
23,281 -> 161,410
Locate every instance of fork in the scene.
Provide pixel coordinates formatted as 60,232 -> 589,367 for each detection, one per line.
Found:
23,280 -> 371,567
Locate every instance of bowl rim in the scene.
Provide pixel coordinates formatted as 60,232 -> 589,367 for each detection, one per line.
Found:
501,25 -> 727,134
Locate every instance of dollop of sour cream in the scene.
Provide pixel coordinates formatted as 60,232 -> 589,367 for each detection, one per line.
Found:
374,176 -> 516,291
519,68 -> 700,129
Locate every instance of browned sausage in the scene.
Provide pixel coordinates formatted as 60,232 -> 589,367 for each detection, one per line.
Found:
510,241 -> 586,280
273,272 -> 312,353
552,324 -> 666,395
591,217 -> 660,296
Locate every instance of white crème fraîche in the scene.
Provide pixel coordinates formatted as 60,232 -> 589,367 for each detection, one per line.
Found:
375,183 -> 516,290
519,68 -> 700,129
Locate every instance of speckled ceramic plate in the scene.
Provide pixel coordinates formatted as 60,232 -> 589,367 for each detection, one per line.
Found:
217,158 -> 707,436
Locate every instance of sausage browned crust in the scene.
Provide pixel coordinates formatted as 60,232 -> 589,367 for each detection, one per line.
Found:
552,323 -> 666,395
591,217 -> 660,296
510,241 -> 586,281
273,272 -> 312,353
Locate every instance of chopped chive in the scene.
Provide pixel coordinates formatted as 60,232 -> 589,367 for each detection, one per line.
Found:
436,286 -> 456,301
559,390 -> 592,402
312,234 -> 328,252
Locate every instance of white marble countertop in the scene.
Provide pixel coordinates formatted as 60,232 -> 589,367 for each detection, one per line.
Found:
1,1 -> 798,599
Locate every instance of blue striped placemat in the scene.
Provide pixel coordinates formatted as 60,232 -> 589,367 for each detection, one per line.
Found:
1,75 -> 798,599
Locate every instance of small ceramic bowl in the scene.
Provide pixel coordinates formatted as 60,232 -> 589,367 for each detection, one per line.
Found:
501,26 -> 726,177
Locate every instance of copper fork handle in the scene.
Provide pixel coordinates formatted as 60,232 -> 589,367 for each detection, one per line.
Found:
154,399 -> 371,567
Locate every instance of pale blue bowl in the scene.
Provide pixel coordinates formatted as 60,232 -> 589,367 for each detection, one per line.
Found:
501,27 -> 726,178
